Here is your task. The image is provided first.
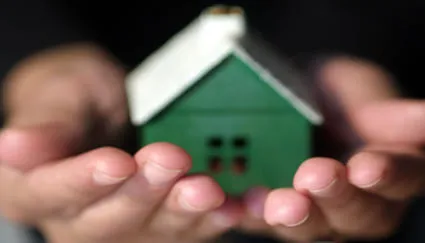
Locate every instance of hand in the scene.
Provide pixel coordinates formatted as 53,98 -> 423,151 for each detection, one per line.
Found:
0,44 -> 242,243
238,57 -> 425,242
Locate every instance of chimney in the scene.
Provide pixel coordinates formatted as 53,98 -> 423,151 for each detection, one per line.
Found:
198,5 -> 246,41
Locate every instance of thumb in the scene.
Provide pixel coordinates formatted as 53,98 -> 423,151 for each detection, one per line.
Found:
319,56 -> 399,114
0,45 -> 123,171
0,76 -> 94,171
316,56 -> 399,151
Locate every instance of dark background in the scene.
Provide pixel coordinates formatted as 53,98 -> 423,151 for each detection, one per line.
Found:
1,0 -> 425,242
1,0 -> 425,96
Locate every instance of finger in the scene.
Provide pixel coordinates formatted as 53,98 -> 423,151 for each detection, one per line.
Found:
264,189 -> 330,242
320,56 -> 399,112
148,175 -> 225,237
0,122 -> 89,171
354,100 -> 425,145
348,146 -> 425,201
0,77 -> 94,171
1,147 -> 136,222
322,58 -> 425,145
195,199 -> 245,241
294,157 -> 404,238
239,187 -> 272,234
317,56 -> 399,145
0,45 -> 127,171
73,142 -> 191,237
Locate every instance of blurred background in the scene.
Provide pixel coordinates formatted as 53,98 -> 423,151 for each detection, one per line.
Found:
1,0 -> 425,242
1,0 -> 424,96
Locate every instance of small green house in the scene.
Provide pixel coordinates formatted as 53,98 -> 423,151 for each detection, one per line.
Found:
126,6 -> 323,195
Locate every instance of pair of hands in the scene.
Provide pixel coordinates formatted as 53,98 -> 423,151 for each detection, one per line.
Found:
0,44 -> 424,243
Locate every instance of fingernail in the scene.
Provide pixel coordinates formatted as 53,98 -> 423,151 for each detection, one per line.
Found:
93,162 -> 129,185
349,161 -> 383,189
309,178 -> 339,197
178,196 -> 199,211
276,206 -> 310,227
178,187 -> 203,211
143,161 -> 182,186
355,177 -> 382,188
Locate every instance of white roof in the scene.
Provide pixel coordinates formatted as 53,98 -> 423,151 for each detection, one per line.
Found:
126,8 -> 323,126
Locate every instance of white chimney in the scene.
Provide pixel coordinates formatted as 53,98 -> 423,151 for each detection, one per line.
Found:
197,5 -> 246,41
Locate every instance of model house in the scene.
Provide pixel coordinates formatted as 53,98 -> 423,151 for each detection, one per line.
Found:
126,6 -> 323,194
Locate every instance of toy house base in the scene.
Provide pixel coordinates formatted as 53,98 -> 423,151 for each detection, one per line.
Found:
138,55 -> 312,195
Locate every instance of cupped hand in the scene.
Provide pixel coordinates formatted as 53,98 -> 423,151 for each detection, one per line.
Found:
0,44 -> 242,243
239,57 -> 425,242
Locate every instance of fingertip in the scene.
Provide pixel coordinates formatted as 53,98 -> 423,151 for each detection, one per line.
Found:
0,128 -> 32,166
89,147 -> 137,185
355,100 -> 425,144
0,122 -> 85,171
264,189 -> 311,227
0,127 -> 58,170
176,175 -> 225,212
135,142 -> 192,171
294,157 -> 343,193
347,151 -> 387,188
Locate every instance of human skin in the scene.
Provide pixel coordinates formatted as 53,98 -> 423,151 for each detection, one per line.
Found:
0,43 -> 424,243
